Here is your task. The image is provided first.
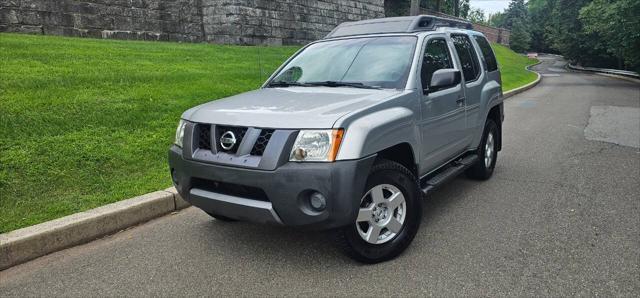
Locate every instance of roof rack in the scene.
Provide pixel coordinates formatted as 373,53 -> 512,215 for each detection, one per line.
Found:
325,15 -> 473,39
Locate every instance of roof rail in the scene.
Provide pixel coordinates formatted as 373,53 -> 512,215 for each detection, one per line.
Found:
325,15 -> 473,39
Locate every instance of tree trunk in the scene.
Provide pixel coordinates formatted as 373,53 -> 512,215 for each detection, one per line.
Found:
410,0 -> 420,16
454,0 -> 460,17
436,0 -> 441,12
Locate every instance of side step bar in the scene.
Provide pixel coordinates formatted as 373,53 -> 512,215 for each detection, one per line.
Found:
421,154 -> 478,196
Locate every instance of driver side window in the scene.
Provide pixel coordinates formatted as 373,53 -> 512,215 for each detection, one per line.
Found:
421,38 -> 453,90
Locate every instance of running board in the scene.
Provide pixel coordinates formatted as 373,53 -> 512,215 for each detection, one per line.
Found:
421,154 -> 478,196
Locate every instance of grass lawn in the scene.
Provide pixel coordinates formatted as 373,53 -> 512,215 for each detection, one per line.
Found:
0,33 -> 537,233
492,43 -> 539,91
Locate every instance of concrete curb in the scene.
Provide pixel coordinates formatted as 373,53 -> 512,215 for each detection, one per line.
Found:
0,187 -> 189,271
567,64 -> 640,84
503,61 -> 542,99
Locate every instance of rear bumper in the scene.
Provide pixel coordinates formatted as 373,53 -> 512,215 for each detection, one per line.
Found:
168,146 -> 375,230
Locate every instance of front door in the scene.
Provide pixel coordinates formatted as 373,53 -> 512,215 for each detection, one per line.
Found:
418,36 -> 467,174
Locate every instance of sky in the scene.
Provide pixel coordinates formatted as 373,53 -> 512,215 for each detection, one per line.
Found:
469,0 -> 511,15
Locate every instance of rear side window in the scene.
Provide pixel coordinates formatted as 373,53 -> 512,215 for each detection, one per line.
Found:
421,38 -> 453,89
451,34 -> 481,82
474,35 -> 498,72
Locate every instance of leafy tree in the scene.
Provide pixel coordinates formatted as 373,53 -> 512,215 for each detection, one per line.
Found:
488,12 -> 506,28
467,8 -> 487,25
459,0 -> 471,18
545,0 -> 594,64
509,20 -> 532,52
579,0 -> 640,70
422,0 -> 470,17
503,0 -> 528,29
527,0 -> 556,53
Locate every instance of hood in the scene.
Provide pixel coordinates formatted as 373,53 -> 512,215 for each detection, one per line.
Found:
183,87 -> 402,129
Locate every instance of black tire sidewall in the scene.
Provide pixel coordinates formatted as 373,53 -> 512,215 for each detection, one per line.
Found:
341,161 -> 422,263
467,119 -> 498,180
480,119 -> 498,174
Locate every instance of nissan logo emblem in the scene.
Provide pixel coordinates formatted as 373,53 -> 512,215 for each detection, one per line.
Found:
219,131 -> 237,150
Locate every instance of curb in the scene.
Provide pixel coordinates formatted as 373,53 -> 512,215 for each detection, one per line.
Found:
503,60 -> 542,99
0,187 -> 189,271
567,64 -> 640,84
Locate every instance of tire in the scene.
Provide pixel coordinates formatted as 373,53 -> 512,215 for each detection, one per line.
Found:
205,212 -> 237,222
336,159 -> 422,264
466,118 -> 498,180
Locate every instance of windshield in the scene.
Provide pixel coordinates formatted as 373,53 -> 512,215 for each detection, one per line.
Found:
268,36 -> 417,89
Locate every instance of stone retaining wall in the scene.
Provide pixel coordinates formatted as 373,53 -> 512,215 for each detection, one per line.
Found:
203,0 -> 385,45
0,0 -> 385,45
0,0 -> 204,42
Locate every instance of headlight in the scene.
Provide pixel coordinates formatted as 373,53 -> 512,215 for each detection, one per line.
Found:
174,119 -> 187,148
290,129 -> 344,162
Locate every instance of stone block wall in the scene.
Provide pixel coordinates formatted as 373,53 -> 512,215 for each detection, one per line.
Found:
0,0 -> 204,42
472,23 -> 510,45
202,0 -> 385,45
0,0 -> 385,45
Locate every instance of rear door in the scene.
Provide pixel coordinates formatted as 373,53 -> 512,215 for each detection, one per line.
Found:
470,35 -> 501,137
418,35 -> 466,173
450,33 -> 483,148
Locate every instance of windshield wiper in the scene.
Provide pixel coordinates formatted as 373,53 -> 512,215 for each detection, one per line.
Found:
266,81 -> 312,88
305,81 -> 382,89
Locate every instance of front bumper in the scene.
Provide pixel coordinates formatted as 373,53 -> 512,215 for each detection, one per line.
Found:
168,146 -> 375,230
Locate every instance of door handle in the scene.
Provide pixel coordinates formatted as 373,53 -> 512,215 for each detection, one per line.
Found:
456,97 -> 465,107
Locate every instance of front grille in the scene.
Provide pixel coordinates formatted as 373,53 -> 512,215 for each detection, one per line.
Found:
215,125 -> 247,153
196,124 -> 212,150
250,129 -> 274,156
193,124 -> 276,157
191,178 -> 269,202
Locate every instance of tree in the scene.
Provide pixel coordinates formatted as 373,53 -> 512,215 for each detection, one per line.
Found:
503,0 -> 528,29
459,0 -> 471,18
509,20 -> 531,53
488,12 -> 506,28
410,0 -> 420,15
545,0 -> 594,64
579,0 -> 640,70
467,8 -> 487,25
527,0 -> 556,53
422,0 -> 470,17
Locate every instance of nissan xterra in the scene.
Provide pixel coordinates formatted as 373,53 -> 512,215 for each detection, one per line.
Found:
169,15 -> 504,263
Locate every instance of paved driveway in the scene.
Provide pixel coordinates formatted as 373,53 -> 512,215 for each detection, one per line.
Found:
1,56 -> 639,296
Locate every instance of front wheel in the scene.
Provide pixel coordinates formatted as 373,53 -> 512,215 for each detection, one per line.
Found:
337,160 -> 422,263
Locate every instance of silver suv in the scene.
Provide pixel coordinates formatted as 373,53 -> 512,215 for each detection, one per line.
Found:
169,15 -> 503,263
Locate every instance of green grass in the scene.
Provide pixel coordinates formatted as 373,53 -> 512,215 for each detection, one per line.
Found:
492,43 -> 539,91
0,33 -> 298,233
0,33 -> 536,233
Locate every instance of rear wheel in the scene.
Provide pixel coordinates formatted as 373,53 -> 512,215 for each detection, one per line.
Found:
337,159 -> 422,263
466,119 -> 498,180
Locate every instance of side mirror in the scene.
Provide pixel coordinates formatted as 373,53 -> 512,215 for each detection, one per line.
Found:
428,69 -> 461,92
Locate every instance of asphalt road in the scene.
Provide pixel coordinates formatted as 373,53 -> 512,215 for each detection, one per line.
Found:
1,56 -> 639,296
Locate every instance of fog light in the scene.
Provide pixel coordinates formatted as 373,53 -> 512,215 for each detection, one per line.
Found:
309,192 -> 326,211
292,148 -> 307,161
